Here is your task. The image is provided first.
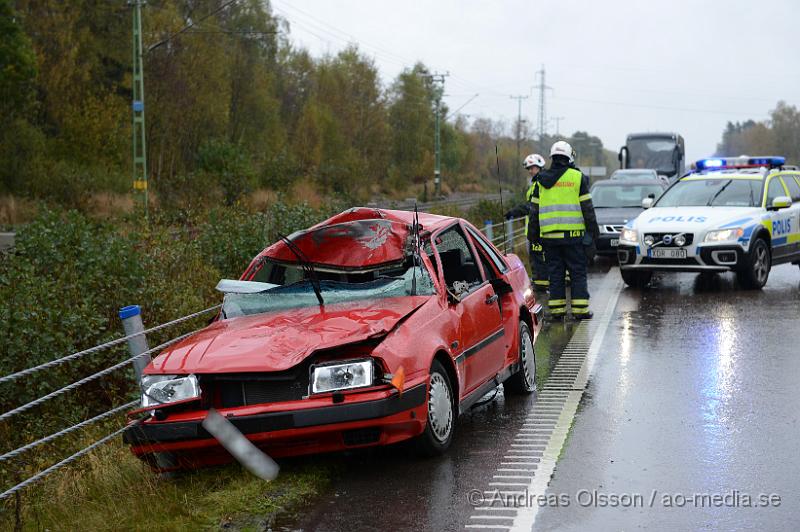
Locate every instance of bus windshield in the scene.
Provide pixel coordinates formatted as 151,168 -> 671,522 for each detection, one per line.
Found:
628,138 -> 678,175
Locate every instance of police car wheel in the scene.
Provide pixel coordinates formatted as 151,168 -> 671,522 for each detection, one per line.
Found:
737,237 -> 770,289
620,269 -> 652,288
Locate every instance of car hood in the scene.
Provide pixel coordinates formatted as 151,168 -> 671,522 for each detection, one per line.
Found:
632,206 -> 762,232
149,296 -> 431,374
595,207 -> 643,225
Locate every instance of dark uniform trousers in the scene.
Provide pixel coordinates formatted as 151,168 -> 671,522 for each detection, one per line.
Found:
542,237 -> 589,317
529,241 -> 549,291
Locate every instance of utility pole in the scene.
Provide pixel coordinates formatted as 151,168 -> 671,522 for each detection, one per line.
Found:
534,65 -> 552,142
425,72 -> 449,198
510,95 -> 529,185
552,116 -> 565,137
130,0 -> 148,216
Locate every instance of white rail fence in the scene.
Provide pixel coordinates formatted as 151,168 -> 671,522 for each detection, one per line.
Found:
0,214 -> 526,503
0,305 -> 221,501
482,216 -> 529,252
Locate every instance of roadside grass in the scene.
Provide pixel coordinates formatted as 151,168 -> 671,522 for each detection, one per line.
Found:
2,437 -> 336,531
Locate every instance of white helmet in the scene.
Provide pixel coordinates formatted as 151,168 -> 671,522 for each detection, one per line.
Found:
522,153 -> 546,169
550,140 -> 574,162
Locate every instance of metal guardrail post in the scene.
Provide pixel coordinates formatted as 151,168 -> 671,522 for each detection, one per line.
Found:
505,218 -> 514,249
119,305 -> 150,379
484,220 -> 493,241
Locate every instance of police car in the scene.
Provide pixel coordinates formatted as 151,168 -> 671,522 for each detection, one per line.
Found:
617,156 -> 800,288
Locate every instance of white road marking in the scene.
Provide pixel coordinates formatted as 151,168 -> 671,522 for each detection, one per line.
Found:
466,274 -> 623,531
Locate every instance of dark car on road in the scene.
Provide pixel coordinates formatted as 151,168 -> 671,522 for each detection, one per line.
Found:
591,179 -> 668,257
610,168 -> 670,186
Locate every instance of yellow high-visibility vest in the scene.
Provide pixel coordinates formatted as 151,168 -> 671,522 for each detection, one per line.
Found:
537,168 -> 586,235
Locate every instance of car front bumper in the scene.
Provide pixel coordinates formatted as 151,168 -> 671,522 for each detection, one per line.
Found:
125,383 -> 427,470
595,234 -> 621,256
617,244 -> 745,273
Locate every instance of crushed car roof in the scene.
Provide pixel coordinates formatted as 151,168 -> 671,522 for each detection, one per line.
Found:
255,207 -> 457,269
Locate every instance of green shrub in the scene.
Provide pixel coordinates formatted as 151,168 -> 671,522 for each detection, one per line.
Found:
466,199 -> 505,227
0,209 -> 218,463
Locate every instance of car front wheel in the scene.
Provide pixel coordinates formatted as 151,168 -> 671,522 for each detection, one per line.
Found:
504,321 -> 536,395
621,269 -> 652,288
415,360 -> 455,456
737,237 -> 770,289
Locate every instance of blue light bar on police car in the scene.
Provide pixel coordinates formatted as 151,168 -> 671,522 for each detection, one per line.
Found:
695,156 -> 785,171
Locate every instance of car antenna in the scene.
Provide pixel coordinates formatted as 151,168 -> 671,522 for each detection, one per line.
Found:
496,145 -> 508,254
411,203 -> 420,295
278,234 -> 324,307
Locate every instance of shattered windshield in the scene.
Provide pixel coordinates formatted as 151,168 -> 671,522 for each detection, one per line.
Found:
223,265 -> 435,318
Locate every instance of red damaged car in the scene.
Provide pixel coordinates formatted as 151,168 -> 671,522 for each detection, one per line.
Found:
124,208 -> 543,470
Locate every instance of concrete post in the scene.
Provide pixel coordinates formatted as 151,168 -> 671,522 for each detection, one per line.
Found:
119,305 -> 150,379
484,220 -> 493,242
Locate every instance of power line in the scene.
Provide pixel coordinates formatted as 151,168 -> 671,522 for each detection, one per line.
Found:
146,0 -> 241,53
272,0 -> 417,66
444,93 -> 479,120
272,0 -> 502,104
550,94 -> 770,117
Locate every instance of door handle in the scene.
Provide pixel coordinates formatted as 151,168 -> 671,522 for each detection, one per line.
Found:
485,294 -> 498,305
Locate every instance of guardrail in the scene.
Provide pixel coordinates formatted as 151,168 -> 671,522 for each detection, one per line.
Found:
482,216 -> 528,252
0,305 -> 221,501
0,217 -> 526,503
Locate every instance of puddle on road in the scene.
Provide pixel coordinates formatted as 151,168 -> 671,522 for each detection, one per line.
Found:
269,318 -> 581,532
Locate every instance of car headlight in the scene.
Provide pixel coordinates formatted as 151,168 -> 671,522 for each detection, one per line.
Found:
704,228 -> 744,243
620,228 -> 638,244
311,359 -> 375,394
140,374 -> 200,408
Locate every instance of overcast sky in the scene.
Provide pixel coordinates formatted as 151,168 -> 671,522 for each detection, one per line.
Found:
270,0 -> 798,164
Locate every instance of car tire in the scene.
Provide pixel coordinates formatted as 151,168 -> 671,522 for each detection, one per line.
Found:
737,237 -> 770,289
621,269 -> 652,288
415,360 -> 456,456
504,321 -> 536,395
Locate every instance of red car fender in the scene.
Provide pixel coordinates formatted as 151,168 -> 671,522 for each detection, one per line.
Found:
371,295 -> 463,401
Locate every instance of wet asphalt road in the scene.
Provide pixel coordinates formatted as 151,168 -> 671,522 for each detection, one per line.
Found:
281,262 -> 800,531
535,263 -> 800,531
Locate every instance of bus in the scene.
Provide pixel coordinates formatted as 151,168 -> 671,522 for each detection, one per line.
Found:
618,132 -> 685,180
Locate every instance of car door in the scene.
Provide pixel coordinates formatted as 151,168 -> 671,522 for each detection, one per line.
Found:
764,175 -> 796,262
432,225 -> 504,396
780,174 -> 800,259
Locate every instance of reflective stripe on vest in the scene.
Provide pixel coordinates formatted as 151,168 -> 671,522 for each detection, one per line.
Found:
538,168 -> 586,235
524,182 -> 537,236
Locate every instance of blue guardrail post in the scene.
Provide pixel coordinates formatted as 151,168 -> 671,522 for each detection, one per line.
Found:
119,305 -> 150,379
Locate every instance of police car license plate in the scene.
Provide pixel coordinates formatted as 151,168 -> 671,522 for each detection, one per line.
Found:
651,248 -> 687,259
610,239 -> 619,247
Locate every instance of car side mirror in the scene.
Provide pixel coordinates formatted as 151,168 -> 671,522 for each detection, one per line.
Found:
771,196 -> 792,210
642,197 -> 654,209
618,146 -> 628,168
